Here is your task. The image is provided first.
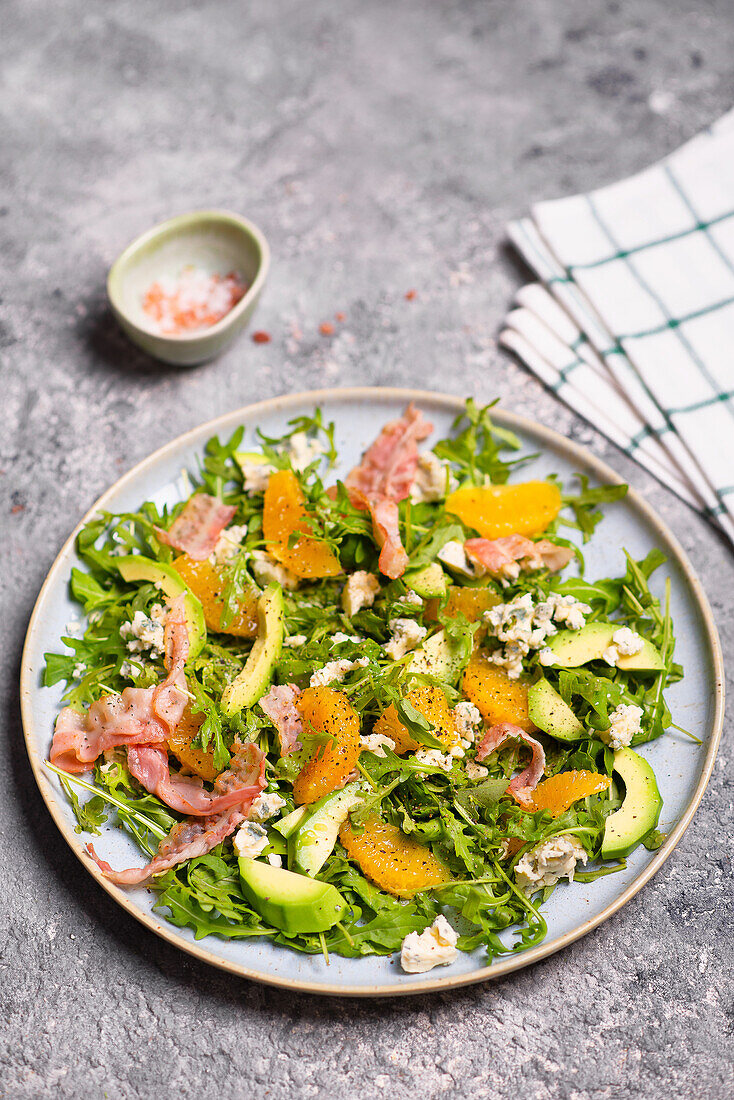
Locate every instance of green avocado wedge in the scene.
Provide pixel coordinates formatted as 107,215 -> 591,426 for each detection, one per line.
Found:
273,805 -> 309,839
411,628 -> 466,683
238,857 -> 348,934
221,583 -> 285,715
602,747 -> 663,859
544,622 -> 664,672
291,784 -> 363,877
527,679 -> 585,742
115,555 -> 206,659
404,563 -> 447,599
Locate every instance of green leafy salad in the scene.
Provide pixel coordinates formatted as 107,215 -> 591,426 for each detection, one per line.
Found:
45,400 -> 682,974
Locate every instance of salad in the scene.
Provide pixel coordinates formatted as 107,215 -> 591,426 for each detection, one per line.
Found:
45,400 -> 681,974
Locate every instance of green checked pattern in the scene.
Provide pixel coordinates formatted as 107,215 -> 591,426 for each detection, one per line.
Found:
504,109 -> 734,544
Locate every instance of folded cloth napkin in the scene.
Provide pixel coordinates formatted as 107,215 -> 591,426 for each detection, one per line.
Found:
501,109 -> 734,545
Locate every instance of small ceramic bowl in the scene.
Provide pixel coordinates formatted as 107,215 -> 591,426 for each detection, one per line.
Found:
107,210 -> 270,366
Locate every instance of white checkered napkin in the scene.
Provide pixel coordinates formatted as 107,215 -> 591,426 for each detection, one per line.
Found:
504,222 -> 724,525
503,110 -> 734,544
499,288 -> 702,510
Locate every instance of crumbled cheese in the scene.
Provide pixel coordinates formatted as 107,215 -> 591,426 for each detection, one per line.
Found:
267,853 -> 283,868
452,701 -> 482,742
409,453 -> 456,503
65,619 -> 82,637
251,550 -> 300,590
402,590 -> 423,607
483,593 -> 591,680
289,431 -> 324,472
239,456 -> 275,494
284,634 -> 308,648
601,703 -> 644,750
310,657 -> 370,687
72,662 -> 86,680
342,571 -> 381,616
551,595 -> 591,631
514,835 -> 588,895
401,915 -> 459,973
119,659 -> 144,679
437,539 -> 477,578
332,631 -> 363,645
465,759 -> 489,780
384,618 -> 428,660
120,608 -> 166,658
233,821 -> 269,859
360,733 -> 396,758
211,523 -> 249,564
414,748 -> 454,772
249,792 -> 287,823
603,627 -> 645,666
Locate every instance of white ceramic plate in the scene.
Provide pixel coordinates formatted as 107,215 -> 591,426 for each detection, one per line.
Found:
20,388 -> 724,996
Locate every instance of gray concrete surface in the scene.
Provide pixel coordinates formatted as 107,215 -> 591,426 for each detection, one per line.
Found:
2,1 -> 733,1097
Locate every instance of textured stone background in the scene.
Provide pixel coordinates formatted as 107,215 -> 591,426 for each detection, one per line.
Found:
2,1 -> 733,1097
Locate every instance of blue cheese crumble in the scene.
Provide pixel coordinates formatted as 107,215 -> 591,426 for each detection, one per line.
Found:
401,915 -> 459,973
119,605 -> 167,659
514,835 -> 588,894
601,703 -> 643,750
233,822 -> 269,859
484,593 -> 591,680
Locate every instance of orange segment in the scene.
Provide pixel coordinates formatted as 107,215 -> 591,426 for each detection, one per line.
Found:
263,469 -> 341,579
463,650 -> 534,732
424,585 -> 501,624
445,586 -> 502,621
527,770 -> 611,816
372,684 -> 460,755
446,481 -> 562,539
293,686 -> 361,805
339,815 -> 451,897
173,554 -> 258,637
167,705 -> 219,782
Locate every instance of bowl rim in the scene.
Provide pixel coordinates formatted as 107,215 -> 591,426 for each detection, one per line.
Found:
20,386 -> 725,997
106,208 -> 271,344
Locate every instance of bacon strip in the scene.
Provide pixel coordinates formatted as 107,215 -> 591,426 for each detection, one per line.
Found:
347,488 -> 409,580
87,809 -> 245,885
345,403 -> 433,502
341,405 -> 433,580
259,684 -> 303,755
50,597 -> 190,774
154,493 -> 236,561
127,740 -> 265,817
475,722 -> 546,807
465,535 -> 574,577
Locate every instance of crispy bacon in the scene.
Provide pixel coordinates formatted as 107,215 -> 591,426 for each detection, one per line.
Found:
259,684 -> 303,755
86,809 -> 245,885
345,403 -> 433,502
127,740 -> 265,817
465,535 -> 573,577
347,488 -> 409,580
50,597 -> 190,774
154,493 -> 236,561
475,722 -> 546,807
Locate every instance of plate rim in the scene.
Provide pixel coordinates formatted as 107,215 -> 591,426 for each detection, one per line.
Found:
19,385 -> 725,997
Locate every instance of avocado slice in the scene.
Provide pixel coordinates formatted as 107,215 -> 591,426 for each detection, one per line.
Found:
291,784 -> 363,877
544,622 -> 664,671
221,583 -> 285,715
115,555 -> 207,659
238,857 -> 348,934
273,805 -> 309,839
411,628 -> 467,683
404,563 -> 447,599
601,747 -> 663,859
528,679 -> 585,742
